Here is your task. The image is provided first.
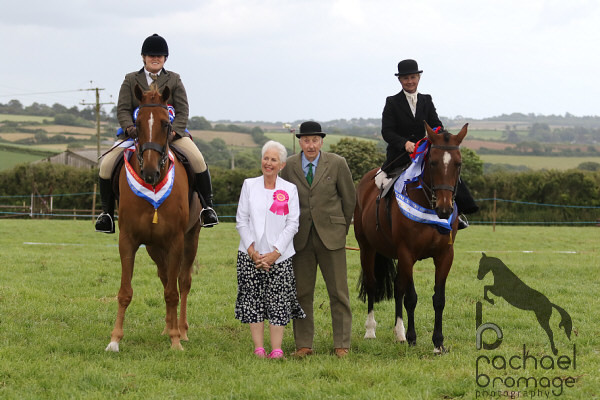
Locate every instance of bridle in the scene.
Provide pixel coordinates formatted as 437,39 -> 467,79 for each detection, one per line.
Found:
418,143 -> 462,209
133,103 -> 172,171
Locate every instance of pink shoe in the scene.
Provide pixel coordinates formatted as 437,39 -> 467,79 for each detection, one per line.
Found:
268,349 -> 285,359
254,347 -> 267,358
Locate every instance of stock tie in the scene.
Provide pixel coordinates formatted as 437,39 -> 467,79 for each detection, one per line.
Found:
150,73 -> 158,86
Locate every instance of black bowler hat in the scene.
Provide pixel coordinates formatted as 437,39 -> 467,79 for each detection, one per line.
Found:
394,59 -> 423,76
296,121 -> 326,138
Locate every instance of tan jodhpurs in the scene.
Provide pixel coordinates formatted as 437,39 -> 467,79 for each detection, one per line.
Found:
98,136 -> 207,179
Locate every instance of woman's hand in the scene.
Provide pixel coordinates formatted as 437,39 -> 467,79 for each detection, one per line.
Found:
254,251 -> 279,272
404,141 -> 415,153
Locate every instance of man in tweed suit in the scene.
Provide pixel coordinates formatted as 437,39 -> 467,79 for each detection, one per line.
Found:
280,121 -> 356,358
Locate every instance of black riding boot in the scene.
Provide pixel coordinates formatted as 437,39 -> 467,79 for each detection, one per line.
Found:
455,178 -> 478,230
196,169 -> 219,227
95,177 -> 115,233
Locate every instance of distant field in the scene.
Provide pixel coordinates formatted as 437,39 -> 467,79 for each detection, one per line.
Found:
23,124 -> 97,135
0,114 -> 48,123
480,154 -> 600,170
0,149 -> 46,169
189,129 -> 257,147
265,132 -> 378,152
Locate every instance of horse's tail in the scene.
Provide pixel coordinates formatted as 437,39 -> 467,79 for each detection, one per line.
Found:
358,252 -> 396,303
552,303 -> 573,340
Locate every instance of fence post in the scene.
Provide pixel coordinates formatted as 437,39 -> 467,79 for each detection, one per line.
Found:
30,192 -> 34,218
92,183 -> 97,220
493,189 -> 497,232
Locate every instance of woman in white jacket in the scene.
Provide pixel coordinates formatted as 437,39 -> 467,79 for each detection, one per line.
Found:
235,140 -> 305,359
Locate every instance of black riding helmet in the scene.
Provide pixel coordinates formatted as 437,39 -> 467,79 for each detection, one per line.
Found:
141,33 -> 169,57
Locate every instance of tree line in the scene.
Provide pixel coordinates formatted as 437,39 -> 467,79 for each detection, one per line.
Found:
1,142 -> 598,224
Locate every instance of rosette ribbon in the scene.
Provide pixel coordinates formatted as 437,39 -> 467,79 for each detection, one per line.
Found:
269,190 -> 289,215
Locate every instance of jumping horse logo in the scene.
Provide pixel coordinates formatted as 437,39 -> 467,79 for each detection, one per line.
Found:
476,253 -> 572,355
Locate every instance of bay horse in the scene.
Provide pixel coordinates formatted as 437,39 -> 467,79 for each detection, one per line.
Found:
354,122 -> 468,354
106,84 -> 201,352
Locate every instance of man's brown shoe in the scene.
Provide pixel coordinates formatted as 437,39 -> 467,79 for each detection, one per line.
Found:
334,348 -> 349,358
291,347 -> 313,358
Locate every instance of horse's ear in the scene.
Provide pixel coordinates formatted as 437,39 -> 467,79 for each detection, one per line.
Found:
456,123 -> 469,144
482,252 -> 487,258
134,84 -> 143,102
424,121 -> 434,139
161,86 -> 171,103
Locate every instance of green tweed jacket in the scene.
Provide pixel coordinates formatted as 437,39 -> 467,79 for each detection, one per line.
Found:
280,151 -> 356,251
117,67 -> 189,135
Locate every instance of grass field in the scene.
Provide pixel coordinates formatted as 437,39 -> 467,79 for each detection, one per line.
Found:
0,221 -> 597,399
479,154 -> 600,170
0,149 -> 47,169
0,115 -> 48,123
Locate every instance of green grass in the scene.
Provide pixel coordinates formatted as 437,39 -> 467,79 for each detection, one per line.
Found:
0,149 -> 47,170
480,154 -> 600,170
0,221 -> 598,399
265,132 -> 378,153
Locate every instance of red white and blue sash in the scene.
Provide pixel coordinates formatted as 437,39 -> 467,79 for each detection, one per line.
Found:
123,145 -> 175,214
394,138 -> 456,233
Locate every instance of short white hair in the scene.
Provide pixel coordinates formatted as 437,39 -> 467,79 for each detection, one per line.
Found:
261,140 -> 287,162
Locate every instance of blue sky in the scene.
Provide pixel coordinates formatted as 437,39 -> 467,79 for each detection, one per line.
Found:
2,0 -> 599,122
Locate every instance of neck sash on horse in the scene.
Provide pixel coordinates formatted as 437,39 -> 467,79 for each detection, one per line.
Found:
124,144 -> 175,223
393,138 -> 457,233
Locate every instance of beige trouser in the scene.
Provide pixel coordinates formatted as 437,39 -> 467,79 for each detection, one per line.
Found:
99,136 -> 206,179
292,226 -> 352,349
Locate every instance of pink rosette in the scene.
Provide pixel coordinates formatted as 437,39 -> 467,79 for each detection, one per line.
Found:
269,190 -> 289,216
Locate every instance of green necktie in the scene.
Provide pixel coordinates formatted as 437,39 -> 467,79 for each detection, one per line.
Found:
306,163 -> 314,185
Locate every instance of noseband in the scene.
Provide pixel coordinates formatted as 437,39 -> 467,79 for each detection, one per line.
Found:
421,143 -> 462,209
133,103 -> 172,171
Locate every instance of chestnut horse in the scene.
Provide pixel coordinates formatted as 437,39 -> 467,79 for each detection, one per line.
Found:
106,84 -> 201,351
354,123 -> 468,353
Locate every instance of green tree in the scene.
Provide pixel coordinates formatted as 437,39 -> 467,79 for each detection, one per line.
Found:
460,147 -> 483,184
329,138 -> 385,183
188,116 -> 212,130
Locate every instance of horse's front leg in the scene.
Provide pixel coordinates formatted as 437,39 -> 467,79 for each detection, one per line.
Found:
396,257 -> 416,345
393,286 -> 406,342
164,238 -> 185,350
432,253 -> 453,354
106,237 -> 139,352
483,285 -> 495,305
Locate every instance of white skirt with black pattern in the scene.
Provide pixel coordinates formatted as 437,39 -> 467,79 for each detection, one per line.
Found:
235,251 -> 305,326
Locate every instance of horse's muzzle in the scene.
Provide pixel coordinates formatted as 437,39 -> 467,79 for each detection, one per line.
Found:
435,206 -> 453,220
142,168 -> 161,186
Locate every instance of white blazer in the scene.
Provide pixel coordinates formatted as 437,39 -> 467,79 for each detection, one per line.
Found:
236,175 -> 300,263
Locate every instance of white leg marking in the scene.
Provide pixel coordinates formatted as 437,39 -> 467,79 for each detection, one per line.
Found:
433,346 -> 446,354
443,151 -> 451,174
364,310 -> 377,339
105,341 -> 120,352
394,317 -> 406,342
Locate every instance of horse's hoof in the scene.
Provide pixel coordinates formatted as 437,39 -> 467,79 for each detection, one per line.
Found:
433,345 -> 448,355
181,334 -> 189,342
364,329 -> 376,339
408,340 -> 417,347
105,341 -> 120,352
171,342 -> 184,351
